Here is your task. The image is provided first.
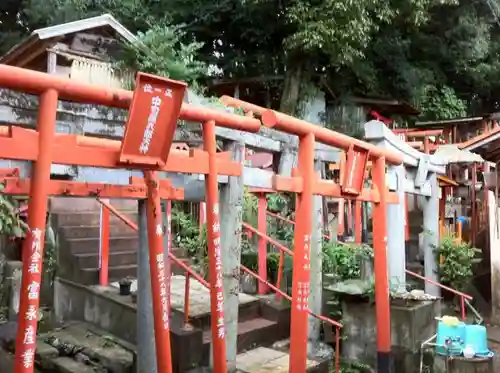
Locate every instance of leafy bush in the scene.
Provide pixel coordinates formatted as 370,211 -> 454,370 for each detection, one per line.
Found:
322,240 -> 373,281
435,234 -> 481,292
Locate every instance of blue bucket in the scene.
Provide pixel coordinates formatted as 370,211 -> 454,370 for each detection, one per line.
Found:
464,325 -> 490,356
436,321 -> 466,356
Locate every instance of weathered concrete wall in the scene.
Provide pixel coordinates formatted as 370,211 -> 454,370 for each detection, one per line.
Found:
340,299 -> 441,372
54,277 -> 138,343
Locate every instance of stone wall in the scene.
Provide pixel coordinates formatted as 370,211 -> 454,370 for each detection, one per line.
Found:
340,299 -> 441,373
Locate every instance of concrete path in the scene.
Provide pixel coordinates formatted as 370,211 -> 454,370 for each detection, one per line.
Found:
235,347 -> 320,373
110,275 -> 258,317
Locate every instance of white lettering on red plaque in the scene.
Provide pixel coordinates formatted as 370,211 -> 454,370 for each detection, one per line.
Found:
25,305 -> 37,321
296,282 -> 310,311
212,204 -> 225,339
156,253 -> 169,330
23,325 -> 35,345
303,234 -> 311,271
139,95 -> 162,154
22,349 -> 34,368
27,281 -> 40,300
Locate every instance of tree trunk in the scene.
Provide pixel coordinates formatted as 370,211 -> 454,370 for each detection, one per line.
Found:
279,60 -> 304,115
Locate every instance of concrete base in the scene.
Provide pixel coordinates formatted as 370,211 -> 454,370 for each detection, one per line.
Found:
54,277 -> 292,372
340,299 -> 441,372
434,355 -> 494,373
236,347 -> 327,373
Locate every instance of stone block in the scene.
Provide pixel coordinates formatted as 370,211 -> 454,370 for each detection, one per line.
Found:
170,321 -> 204,373
340,299 -> 441,371
391,300 -> 441,351
260,298 -> 291,339
35,341 -> 60,371
41,324 -> 134,373
52,357 -> 106,373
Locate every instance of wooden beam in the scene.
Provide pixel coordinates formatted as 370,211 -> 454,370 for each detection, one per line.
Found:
0,126 -> 242,176
0,177 -> 184,199
17,41 -> 58,68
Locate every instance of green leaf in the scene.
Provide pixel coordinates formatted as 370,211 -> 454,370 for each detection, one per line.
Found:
12,226 -> 24,238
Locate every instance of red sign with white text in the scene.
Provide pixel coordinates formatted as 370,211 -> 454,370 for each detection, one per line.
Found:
119,72 -> 187,167
341,145 -> 369,196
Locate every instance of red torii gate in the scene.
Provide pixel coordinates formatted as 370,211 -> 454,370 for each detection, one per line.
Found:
0,66 -> 259,373
0,64 -> 403,373
221,96 -> 402,373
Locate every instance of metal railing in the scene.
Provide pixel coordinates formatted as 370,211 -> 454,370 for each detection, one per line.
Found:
267,211 -> 477,321
242,220 -> 342,372
97,199 -> 342,371
404,269 -> 473,321
239,264 -> 341,373
96,198 -> 208,328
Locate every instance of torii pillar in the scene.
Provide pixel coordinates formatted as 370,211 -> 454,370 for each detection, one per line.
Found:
365,120 -> 446,296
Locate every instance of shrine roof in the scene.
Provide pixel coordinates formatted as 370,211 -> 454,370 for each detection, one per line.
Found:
0,14 -> 137,65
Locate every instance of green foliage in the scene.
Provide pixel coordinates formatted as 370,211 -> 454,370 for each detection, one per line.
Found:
267,193 -> 289,214
266,193 -> 295,247
44,224 -> 57,282
114,22 -> 207,86
435,235 -> 482,292
335,361 -> 371,373
322,241 -> 373,281
243,188 -> 258,227
171,206 -> 205,260
0,184 -> 26,238
417,85 -> 467,120
4,0 -> 500,118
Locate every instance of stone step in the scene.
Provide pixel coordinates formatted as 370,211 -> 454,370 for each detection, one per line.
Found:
52,357 -> 105,373
80,264 -> 137,284
60,224 -> 137,239
36,323 -> 134,373
66,237 -> 139,254
202,317 -> 279,364
189,298 -> 261,331
75,250 -> 137,269
235,346 -> 325,373
55,212 -> 138,227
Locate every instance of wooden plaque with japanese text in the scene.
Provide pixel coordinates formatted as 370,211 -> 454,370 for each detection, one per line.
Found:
119,72 -> 187,167
341,145 -> 369,196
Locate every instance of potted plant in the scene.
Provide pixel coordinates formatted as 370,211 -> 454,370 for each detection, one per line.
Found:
118,277 -> 133,296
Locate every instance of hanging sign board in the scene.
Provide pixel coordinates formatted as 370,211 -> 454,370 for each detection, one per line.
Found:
341,145 -> 369,196
119,72 -> 187,167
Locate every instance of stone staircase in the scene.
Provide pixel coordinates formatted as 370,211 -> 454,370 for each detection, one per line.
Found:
53,276 -> 297,373
51,198 -> 139,285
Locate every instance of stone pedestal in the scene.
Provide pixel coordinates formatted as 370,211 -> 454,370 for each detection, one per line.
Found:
340,298 -> 441,372
434,356 -> 494,373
